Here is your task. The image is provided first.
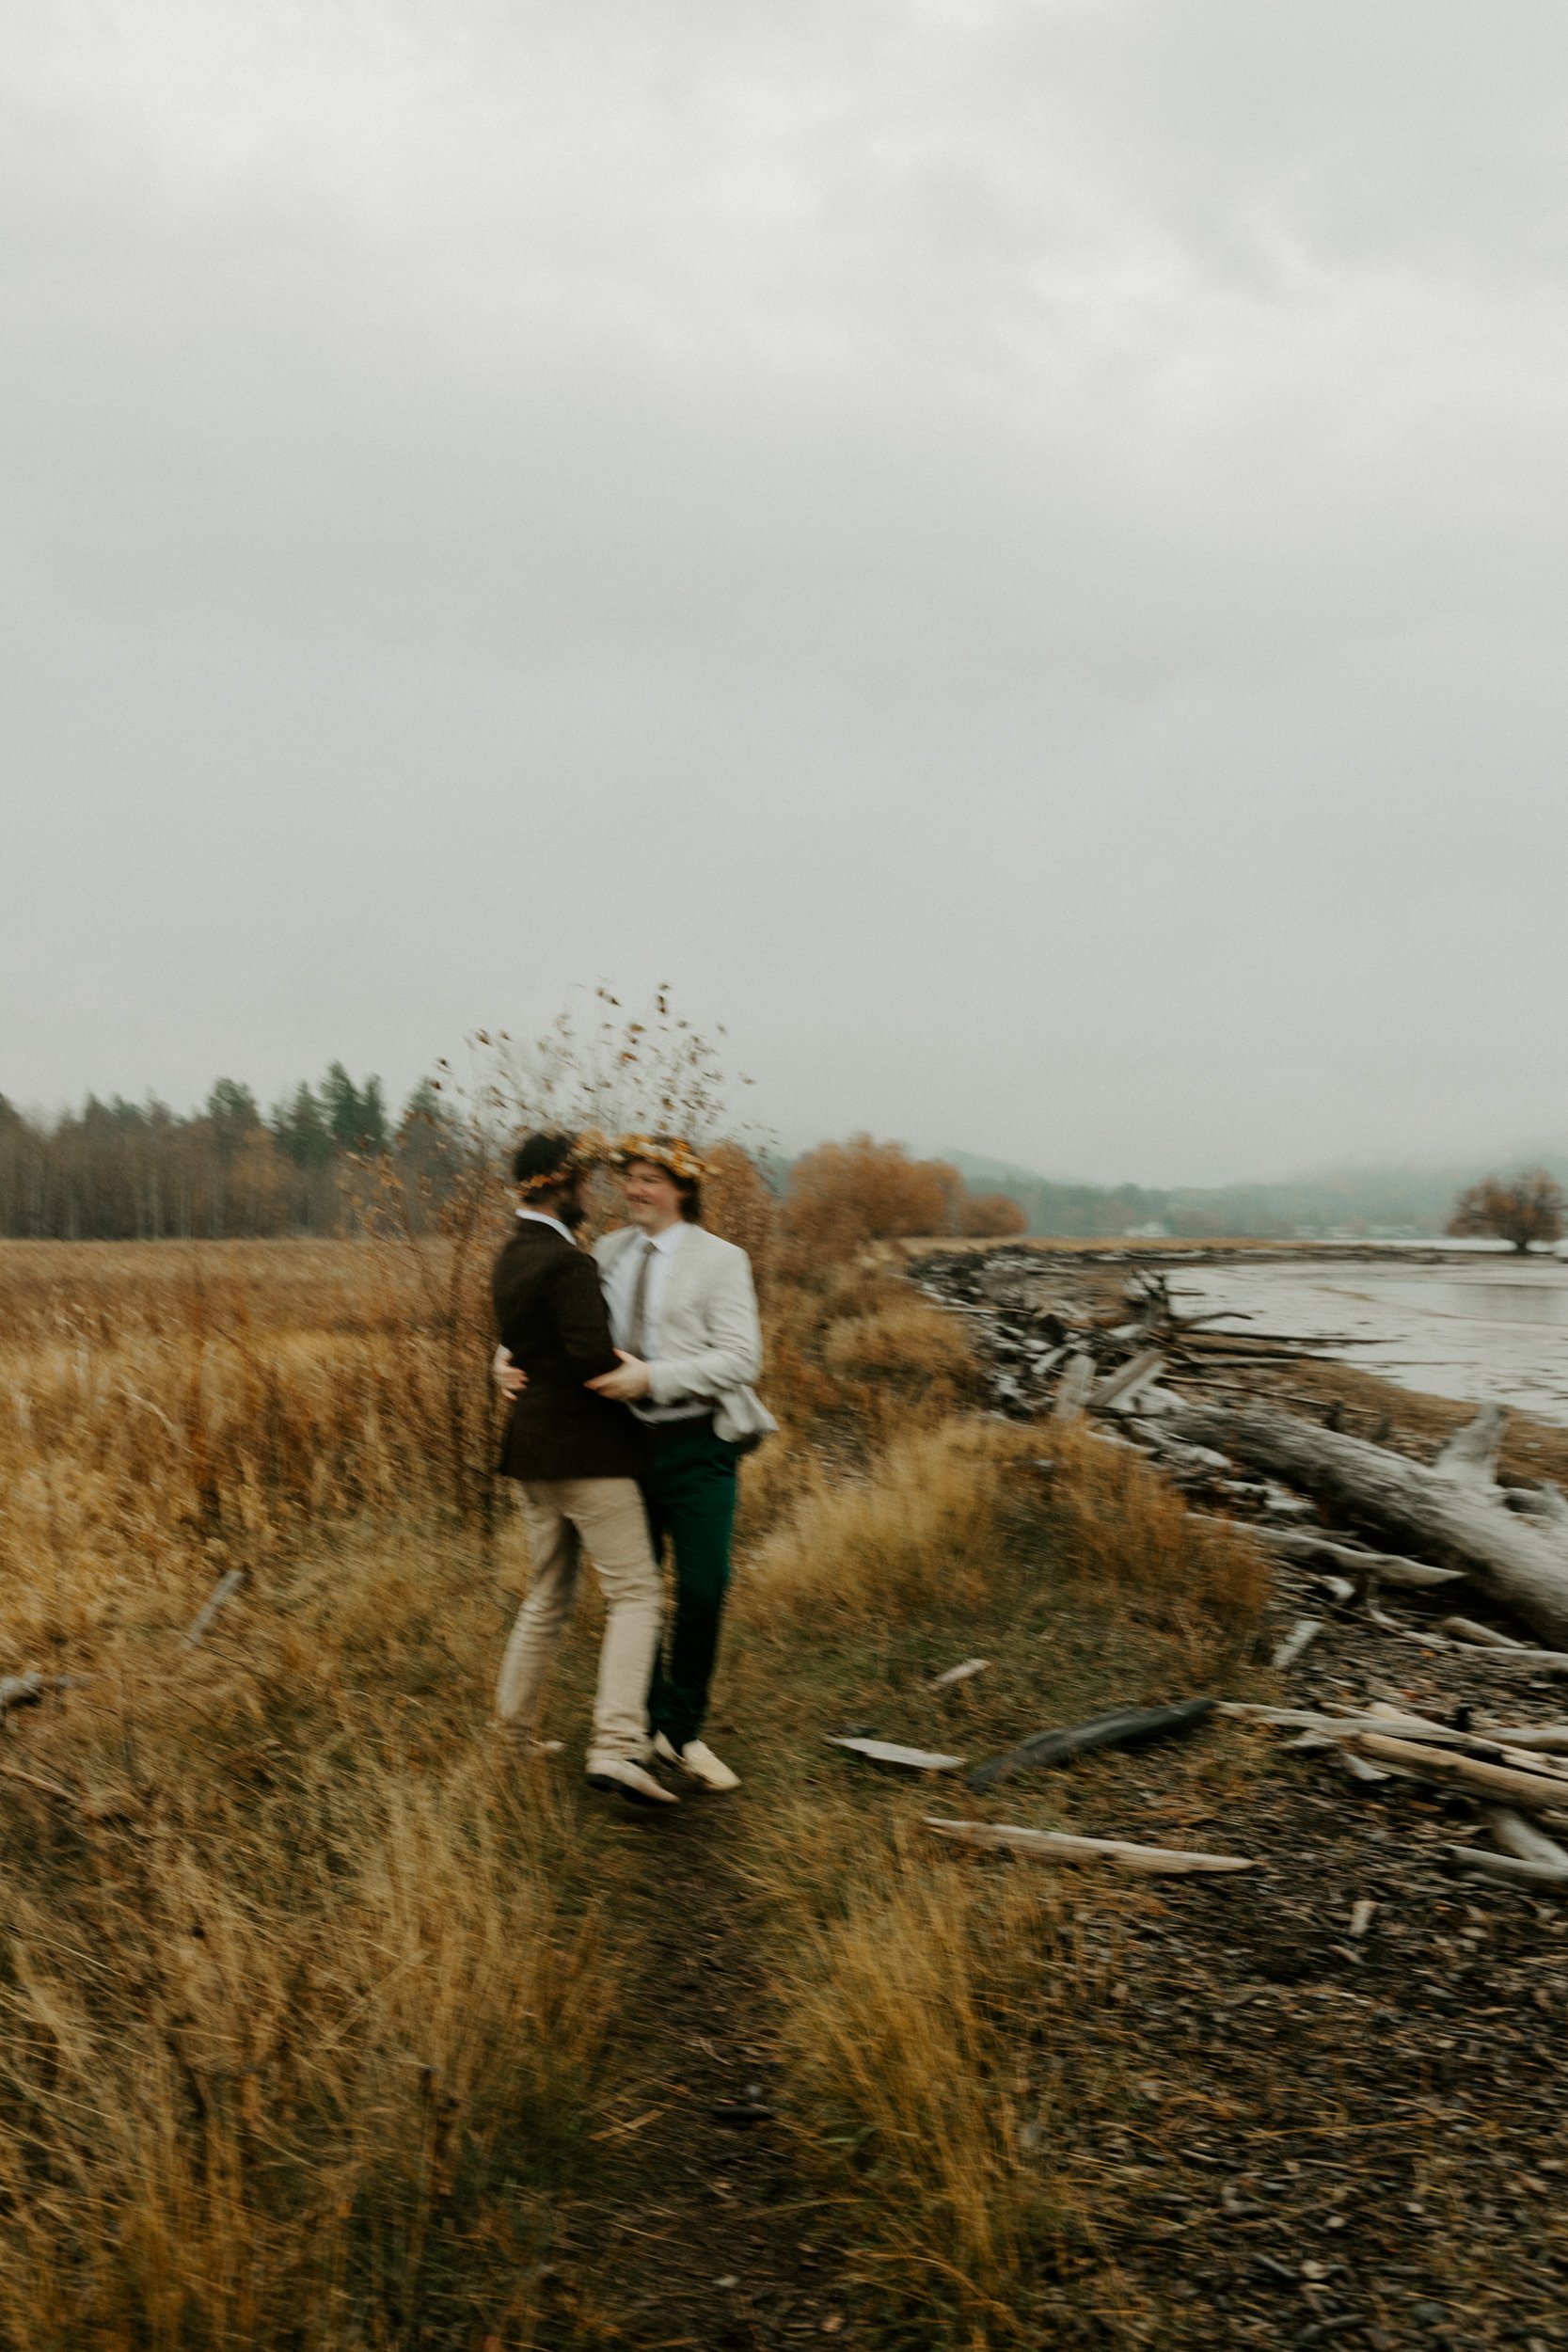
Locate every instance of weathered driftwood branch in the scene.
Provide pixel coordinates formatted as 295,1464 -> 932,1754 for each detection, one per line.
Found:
1438,1615 -> 1528,1650
1051,1353 -> 1097,1423
1271,1618 -> 1323,1670
828,1738 -> 965,1772
927,1817 -> 1255,1875
927,1658 -> 990,1692
1490,1807 -> 1568,1868
182,1568 -> 247,1650
1240,1526 -> 1464,1594
967,1697 -> 1215,1794
1164,1400 -> 1568,1648
1092,1349 -> 1165,1414
1353,1733 -> 1568,1815
1222,1712 -> 1568,1769
1445,1845 -> 1568,1891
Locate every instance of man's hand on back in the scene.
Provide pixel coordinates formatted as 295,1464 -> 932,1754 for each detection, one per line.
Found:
493,1346 -> 528,1399
585,1350 -> 653,1402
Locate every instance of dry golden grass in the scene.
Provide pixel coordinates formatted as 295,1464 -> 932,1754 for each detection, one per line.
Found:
0,1532 -> 612,2349
768,1804 -> 1061,2339
0,1240 -> 502,1661
731,1406 -> 1268,2342
746,1418 -> 1045,1626
0,1236 -> 1270,2350
1041,1422 -> 1268,1663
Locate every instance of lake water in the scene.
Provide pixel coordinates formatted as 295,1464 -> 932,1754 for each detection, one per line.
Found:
1167,1253 -> 1568,1426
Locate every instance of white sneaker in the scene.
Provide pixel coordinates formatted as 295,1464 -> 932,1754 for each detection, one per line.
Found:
586,1756 -> 679,1806
654,1732 -> 741,1792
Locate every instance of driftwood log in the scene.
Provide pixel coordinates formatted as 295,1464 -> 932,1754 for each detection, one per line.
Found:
1353,1733 -> 1568,1815
967,1697 -> 1215,1793
926,1818 -> 1254,1875
1164,1400 -> 1568,1648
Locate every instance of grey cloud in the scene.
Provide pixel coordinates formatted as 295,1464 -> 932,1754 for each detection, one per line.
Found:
3,0 -> 1566,1183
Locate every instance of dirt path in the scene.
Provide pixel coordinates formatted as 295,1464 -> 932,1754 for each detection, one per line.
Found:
550,1794 -> 855,2351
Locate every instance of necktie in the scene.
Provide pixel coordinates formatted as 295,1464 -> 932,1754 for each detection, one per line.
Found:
626,1238 -> 656,1358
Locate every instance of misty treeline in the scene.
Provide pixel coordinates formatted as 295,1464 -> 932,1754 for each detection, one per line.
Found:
0,1068 -> 457,1240
0,1060 -> 1031,1249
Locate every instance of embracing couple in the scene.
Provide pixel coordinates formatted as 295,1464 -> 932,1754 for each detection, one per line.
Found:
489,1128 -> 773,1806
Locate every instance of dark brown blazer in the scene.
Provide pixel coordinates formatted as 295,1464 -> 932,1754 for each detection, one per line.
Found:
492,1216 -> 650,1483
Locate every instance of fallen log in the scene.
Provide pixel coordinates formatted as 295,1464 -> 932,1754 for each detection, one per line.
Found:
1352,1733 -> 1568,1816
927,1817 -> 1255,1876
1164,1400 -> 1568,1648
967,1697 -> 1215,1793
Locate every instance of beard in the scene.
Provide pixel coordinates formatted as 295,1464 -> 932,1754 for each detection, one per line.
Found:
557,1189 -> 588,1230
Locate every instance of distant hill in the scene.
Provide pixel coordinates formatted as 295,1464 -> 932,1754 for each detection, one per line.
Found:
942,1150 -> 1568,1241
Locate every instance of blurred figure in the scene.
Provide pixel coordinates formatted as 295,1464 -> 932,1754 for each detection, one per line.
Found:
491,1131 -> 673,1807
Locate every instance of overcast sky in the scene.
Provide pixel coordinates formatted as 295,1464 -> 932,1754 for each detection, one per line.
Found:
4,1 -> 1566,1184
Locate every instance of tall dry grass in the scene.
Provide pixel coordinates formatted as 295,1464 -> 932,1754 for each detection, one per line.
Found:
771,1808 -> 1062,2340
0,1229 -> 1269,2349
0,1240 -> 500,1656
0,1243 -> 613,2350
1040,1422 -> 1268,1665
733,1410 -> 1267,2342
0,1512 -> 610,2352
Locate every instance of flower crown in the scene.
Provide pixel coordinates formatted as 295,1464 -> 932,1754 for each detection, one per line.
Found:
606,1132 -> 709,1184
513,1128 -> 611,1196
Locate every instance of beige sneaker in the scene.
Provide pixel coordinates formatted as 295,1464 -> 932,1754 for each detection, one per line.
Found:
655,1732 -> 740,1792
586,1756 -> 679,1806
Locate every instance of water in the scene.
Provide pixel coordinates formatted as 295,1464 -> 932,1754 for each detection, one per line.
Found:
1167,1253 -> 1568,1425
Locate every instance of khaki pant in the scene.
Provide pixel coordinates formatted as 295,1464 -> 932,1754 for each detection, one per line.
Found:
497,1478 -> 661,1770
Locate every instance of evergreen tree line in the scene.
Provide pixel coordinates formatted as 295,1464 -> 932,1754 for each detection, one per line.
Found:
0,1069 -> 453,1240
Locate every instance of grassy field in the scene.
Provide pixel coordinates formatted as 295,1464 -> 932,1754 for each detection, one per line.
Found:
0,1237 -> 1273,2349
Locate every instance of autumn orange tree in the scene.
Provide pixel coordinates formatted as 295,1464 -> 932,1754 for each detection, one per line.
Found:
783,1136 -> 1027,1261
1448,1167 -> 1567,1254
957,1188 -> 1028,1239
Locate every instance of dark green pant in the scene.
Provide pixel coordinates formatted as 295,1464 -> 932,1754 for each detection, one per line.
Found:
641,1418 -> 738,1750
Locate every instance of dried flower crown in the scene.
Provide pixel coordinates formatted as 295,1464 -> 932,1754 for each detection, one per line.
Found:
513,1129 -> 611,1196
606,1132 -> 709,1184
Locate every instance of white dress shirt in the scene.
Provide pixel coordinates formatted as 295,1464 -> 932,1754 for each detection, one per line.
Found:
602,1220 -> 708,1424
515,1208 -> 578,1246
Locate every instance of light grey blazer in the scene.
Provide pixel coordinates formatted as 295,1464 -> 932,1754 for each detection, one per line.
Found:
594,1224 -> 777,1448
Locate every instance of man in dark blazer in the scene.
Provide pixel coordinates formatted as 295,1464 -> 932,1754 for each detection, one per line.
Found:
491,1130 -> 673,1806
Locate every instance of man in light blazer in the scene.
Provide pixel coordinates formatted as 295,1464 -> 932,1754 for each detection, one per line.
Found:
498,1132 -> 772,1792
